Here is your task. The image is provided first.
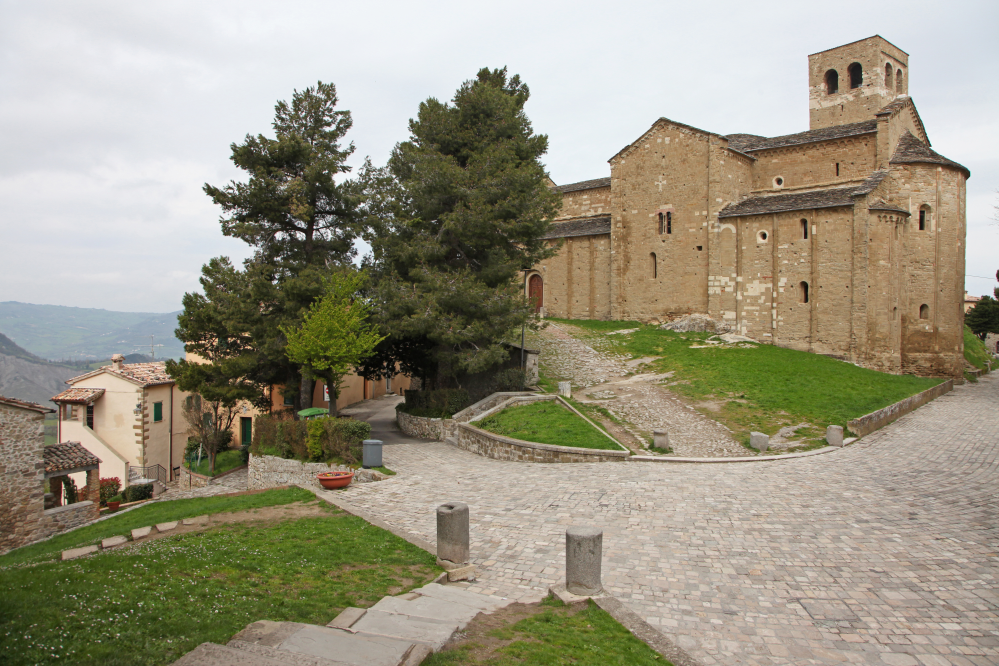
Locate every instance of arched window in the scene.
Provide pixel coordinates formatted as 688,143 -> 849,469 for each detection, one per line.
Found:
885,63 -> 893,88
650,253 -> 657,279
799,281 -> 809,304
848,63 -> 863,88
825,69 -> 839,95
801,218 -> 809,240
918,205 -> 930,231
919,304 -> 929,320
896,69 -> 904,93
658,211 -> 672,234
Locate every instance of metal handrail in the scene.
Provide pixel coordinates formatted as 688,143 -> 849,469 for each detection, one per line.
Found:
129,464 -> 167,485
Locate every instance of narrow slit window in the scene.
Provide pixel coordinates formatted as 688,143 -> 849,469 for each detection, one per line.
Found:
919,304 -> 929,320
896,69 -> 904,93
799,281 -> 809,304
918,205 -> 930,231
885,63 -> 893,88
801,219 -> 809,240
835,162 -> 840,177
650,252 -> 657,278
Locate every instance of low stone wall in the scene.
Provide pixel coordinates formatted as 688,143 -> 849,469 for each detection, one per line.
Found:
847,379 -> 954,437
178,463 -> 247,489
453,422 -> 629,463
41,501 -> 99,534
247,454 -> 387,491
396,409 -> 455,441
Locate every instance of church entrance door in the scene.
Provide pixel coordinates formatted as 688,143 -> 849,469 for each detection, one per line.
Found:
529,274 -> 543,313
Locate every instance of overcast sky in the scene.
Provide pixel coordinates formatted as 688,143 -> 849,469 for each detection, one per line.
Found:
1,0 -> 996,313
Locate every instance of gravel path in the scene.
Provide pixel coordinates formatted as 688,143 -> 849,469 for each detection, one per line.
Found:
533,323 -> 747,457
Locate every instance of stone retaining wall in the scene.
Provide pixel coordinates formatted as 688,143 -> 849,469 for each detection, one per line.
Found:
42,501 -> 99,534
247,454 -> 387,491
396,409 -> 455,441
453,422 -> 629,463
178,463 -> 247,490
847,379 -> 954,437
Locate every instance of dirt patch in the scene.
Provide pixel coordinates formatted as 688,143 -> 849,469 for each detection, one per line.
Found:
109,501 -> 333,551
438,600 -> 588,662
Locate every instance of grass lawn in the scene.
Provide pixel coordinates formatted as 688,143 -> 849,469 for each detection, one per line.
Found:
185,448 -> 245,476
0,487 -> 439,666
424,597 -> 671,665
547,318 -> 943,442
476,400 -> 624,451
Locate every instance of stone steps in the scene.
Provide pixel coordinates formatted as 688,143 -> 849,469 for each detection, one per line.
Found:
171,583 -> 510,666
61,514 -> 209,560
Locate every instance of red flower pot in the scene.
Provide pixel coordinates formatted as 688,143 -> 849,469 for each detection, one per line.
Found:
107,501 -> 121,511
317,471 -> 354,489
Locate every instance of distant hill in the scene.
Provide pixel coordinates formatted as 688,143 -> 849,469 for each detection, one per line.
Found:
0,332 -> 82,409
0,301 -> 184,361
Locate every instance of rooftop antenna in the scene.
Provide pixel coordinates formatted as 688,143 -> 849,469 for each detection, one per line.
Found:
146,335 -> 164,360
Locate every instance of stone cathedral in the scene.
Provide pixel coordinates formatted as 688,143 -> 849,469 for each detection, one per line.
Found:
528,36 -> 969,378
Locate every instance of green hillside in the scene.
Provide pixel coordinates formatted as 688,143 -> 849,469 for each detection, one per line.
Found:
0,301 -> 184,361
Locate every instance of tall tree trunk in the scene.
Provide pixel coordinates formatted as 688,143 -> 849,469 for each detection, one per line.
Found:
299,366 -> 315,417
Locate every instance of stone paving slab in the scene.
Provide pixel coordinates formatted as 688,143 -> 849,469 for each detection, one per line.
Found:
412,583 -> 510,611
350,610 -> 460,649
61,545 -> 98,560
131,526 -> 153,539
101,535 -> 128,548
279,624 -> 415,665
336,374 -> 999,666
156,521 -> 179,532
369,595 -> 481,624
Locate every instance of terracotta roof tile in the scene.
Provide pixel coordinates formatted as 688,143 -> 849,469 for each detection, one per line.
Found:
68,362 -> 174,388
0,395 -> 53,413
45,442 -> 101,474
51,387 -> 105,404
542,216 -> 612,239
555,177 -> 611,193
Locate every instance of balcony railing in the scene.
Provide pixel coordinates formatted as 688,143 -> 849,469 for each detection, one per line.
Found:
129,464 -> 167,486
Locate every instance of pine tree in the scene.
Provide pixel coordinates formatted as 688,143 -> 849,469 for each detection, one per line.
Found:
362,68 -> 560,388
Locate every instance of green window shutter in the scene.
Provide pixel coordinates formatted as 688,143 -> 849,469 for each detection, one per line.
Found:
153,402 -> 163,422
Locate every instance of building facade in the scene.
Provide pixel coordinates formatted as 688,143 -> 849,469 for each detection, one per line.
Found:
529,36 -> 968,378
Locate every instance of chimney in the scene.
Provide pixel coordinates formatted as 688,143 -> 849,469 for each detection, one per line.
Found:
111,354 -> 125,372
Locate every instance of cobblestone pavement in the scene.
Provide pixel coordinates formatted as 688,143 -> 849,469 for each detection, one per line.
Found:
338,376 -> 999,666
533,323 -> 747,457
160,468 -> 248,500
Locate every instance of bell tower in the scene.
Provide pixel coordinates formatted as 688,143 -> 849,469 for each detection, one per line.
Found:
808,36 -> 908,130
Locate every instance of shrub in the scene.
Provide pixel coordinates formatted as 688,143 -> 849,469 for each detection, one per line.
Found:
251,413 -> 370,464
62,477 -> 78,505
123,483 -> 153,503
109,494 -> 123,503
401,388 -> 471,418
99,477 -> 122,507
306,419 -> 325,461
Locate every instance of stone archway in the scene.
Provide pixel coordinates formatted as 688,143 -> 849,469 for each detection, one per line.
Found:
528,274 -> 543,314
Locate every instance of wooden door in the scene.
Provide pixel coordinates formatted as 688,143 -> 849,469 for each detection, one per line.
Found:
529,274 -> 543,313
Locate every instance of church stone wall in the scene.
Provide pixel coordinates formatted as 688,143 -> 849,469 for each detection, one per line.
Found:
534,234 -> 612,320
749,136 -> 877,191
556,187 -> 611,220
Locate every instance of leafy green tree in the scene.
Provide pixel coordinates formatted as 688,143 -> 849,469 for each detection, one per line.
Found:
201,82 -> 363,408
281,270 -> 385,415
166,258 -> 263,472
966,295 -> 999,340
361,68 -> 560,388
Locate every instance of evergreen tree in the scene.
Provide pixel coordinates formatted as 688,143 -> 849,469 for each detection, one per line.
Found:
200,82 -> 362,408
362,68 -> 560,388
966,295 -> 999,340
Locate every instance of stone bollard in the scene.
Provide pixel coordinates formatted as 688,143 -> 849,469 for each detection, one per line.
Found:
362,439 -> 383,469
565,526 -> 603,596
436,501 -> 476,582
750,431 -> 769,453
826,425 -> 844,447
652,429 -> 669,450
558,381 -> 572,398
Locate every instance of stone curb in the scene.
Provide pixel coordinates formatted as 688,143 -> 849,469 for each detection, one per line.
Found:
629,445 -> 839,463
593,596 -> 705,666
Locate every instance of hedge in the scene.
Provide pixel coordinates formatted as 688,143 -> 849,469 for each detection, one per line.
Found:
251,414 -> 372,464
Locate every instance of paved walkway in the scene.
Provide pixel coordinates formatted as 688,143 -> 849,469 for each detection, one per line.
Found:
336,377 -> 999,666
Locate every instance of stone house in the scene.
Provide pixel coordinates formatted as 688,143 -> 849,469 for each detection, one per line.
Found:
0,395 -> 100,555
529,36 -> 968,378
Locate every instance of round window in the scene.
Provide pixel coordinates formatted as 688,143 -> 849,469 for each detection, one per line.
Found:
773,176 -> 784,188
757,230 -> 769,242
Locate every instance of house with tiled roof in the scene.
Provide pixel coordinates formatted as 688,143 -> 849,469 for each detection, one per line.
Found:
529,36 -> 968,378
51,354 -> 187,487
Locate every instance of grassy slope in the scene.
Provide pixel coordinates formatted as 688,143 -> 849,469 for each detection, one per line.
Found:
0,488 -> 439,666
185,449 -> 246,476
476,400 -> 623,451
964,325 -> 992,372
548,318 -> 941,440
425,597 -> 671,666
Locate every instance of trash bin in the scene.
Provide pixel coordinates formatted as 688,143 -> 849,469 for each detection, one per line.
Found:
362,439 -> 383,469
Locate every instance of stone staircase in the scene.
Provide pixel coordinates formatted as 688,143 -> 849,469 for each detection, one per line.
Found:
172,582 -> 511,666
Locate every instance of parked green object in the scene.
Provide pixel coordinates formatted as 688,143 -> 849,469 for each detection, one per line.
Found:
297,407 -> 329,420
